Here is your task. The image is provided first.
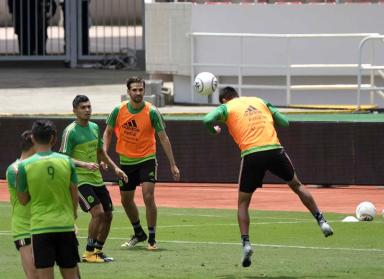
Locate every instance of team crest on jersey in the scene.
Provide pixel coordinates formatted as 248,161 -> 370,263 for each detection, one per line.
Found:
118,180 -> 124,187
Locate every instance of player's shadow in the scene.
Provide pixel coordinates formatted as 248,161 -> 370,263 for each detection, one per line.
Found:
217,276 -> 298,279
119,246 -> 168,252
217,276 -> 338,279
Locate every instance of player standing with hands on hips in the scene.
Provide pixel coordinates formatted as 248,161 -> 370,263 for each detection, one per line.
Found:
203,86 -> 333,268
103,77 -> 180,250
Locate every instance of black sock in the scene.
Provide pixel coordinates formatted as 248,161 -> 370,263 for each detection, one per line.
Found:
241,235 -> 250,246
86,237 -> 94,252
94,240 -> 104,250
148,227 -> 156,244
132,220 -> 144,236
314,211 -> 325,223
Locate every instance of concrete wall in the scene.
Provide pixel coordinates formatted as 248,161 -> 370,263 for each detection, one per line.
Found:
145,3 -> 384,106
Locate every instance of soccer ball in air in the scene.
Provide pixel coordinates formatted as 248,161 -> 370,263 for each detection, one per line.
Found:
355,201 -> 376,221
193,72 -> 218,96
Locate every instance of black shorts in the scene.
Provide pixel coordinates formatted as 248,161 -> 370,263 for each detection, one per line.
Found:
239,148 -> 295,193
119,159 -> 157,191
32,231 -> 80,269
78,184 -> 114,212
14,237 -> 31,251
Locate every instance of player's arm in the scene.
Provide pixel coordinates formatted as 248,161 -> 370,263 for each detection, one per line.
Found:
263,99 -> 289,127
103,106 -> 119,152
103,125 -> 114,152
98,148 -> 128,182
16,163 -> 30,205
72,158 -> 99,170
69,160 -> 79,219
203,104 -> 227,134
157,130 -> 180,181
151,107 -> 180,181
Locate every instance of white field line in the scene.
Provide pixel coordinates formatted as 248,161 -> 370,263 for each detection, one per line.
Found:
101,221 -> 314,230
1,231 -> 383,253
86,236 -> 384,253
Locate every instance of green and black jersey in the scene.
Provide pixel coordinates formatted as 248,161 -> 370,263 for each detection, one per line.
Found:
60,121 -> 104,187
17,152 -> 77,235
6,159 -> 31,240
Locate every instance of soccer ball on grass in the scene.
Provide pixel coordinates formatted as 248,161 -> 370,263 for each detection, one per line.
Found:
355,201 -> 376,221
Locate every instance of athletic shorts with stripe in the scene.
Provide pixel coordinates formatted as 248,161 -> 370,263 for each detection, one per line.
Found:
119,159 -> 157,191
14,237 -> 31,251
78,184 -> 113,212
239,148 -> 295,193
32,232 -> 80,268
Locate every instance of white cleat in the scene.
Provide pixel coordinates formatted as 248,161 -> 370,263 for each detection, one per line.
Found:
241,243 -> 253,268
319,220 -> 334,237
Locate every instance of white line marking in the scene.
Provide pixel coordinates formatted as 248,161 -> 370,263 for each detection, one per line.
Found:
0,231 -> 382,253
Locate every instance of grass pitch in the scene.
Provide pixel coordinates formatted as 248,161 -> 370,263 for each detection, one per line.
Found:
1,203 -> 383,279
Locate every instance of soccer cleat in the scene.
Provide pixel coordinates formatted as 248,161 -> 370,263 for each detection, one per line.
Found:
319,220 -> 334,237
82,251 -> 109,263
241,243 -> 253,268
94,248 -> 114,262
147,241 -> 158,250
121,232 -> 148,248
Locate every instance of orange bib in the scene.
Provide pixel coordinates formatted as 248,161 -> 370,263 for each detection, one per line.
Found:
226,97 -> 280,152
115,102 -> 156,158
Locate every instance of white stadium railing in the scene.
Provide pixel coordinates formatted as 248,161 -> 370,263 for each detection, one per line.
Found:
190,32 -> 384,108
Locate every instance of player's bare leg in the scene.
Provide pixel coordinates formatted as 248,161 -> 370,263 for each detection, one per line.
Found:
237,191 -> 253,267
83,204 -> 111,262
59,266 -> 80,279
19,244 -> 38,278
120,190 -> 147,248
288,174 -> 333,237
142,182 -> 158,249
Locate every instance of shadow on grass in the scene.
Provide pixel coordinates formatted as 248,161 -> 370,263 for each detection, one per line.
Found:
217,275 -> 338,279
119,246 -> 168,252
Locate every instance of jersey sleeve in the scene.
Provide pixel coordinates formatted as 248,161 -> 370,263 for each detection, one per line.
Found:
96,124 -> 103,149
6,164 -> 16,188
106,106 -> 120,128
16,162 -> 28,193
69,159 -> 78,185
203,104 -> 228,134
150,106 -> 166,133
262,99 -> 289,127
60,126 -> 75,155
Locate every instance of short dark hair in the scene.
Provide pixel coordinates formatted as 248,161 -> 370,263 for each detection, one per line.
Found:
20,130 -> 33,152
126,77 -> 145,90
72,95 -> 90,108
219,86 -> 239,104
31,120 -> 57,144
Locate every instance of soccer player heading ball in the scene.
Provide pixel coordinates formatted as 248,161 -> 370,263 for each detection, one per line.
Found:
203,86 -> 333,268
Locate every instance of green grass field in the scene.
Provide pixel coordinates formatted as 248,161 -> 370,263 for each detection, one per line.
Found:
1,203 -> 383,279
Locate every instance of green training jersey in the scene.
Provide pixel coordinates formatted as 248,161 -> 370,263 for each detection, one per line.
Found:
6,159 -> 31,240
17,152 -> 77,235
60,121 -> 104,187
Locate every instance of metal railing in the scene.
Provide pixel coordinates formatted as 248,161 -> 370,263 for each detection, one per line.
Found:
357,35 -> 384,110
190,32 -> 383,106
0,0 -> 144,69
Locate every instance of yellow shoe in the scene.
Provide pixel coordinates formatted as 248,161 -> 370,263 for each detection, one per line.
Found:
94,248 -> 114,262
82,251 -> 108,263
